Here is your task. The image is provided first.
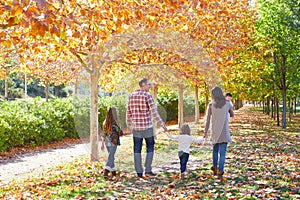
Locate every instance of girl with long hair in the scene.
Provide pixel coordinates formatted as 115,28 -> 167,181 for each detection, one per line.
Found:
101,107 -> 123,179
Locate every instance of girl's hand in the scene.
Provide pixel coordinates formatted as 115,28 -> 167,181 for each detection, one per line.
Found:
101,144 -> 105,151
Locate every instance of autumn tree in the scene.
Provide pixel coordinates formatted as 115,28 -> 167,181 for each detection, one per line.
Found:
1,0 -> 258,161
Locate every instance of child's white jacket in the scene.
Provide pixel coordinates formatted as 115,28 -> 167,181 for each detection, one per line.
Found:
166,133 -> 204,153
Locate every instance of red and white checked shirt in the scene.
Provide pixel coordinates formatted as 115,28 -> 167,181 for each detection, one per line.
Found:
126,89 -> 165,131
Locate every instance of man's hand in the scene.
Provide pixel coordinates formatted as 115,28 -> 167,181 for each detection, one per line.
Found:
122,127 -> 132,136
163,126 -> 168,132
203,132 -> 208,138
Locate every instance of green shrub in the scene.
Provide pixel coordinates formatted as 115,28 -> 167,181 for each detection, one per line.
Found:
0,92 -> 205,152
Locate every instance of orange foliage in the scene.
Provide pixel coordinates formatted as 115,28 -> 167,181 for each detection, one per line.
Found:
0,0 -> 257,90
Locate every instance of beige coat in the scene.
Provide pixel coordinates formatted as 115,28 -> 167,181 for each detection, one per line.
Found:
204,102 -> 234,144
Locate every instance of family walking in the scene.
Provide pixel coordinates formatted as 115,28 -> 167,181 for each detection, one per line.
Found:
101,78 -> 234,180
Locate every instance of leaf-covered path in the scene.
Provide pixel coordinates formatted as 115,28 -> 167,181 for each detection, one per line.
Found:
0,105 -> 299,199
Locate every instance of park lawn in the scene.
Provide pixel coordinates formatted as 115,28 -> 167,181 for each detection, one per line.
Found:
0,106 -> 299,199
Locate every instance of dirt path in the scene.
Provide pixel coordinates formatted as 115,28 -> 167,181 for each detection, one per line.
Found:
0,142 -> 90,185
0,123 -> 204,186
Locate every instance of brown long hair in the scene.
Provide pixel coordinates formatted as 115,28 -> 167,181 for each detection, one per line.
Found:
102,107 -> 120,133
211,86 -> 226,108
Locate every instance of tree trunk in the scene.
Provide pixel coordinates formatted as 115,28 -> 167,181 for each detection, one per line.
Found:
55,86 -> 59,97
45,81 -> 49,102
281,88 -> 287,129
178,85 -> 184,128
194,85 -> 200,124
90,68 -> 100,162
74,78 -> 79,96
152,84 -> 158,137
288,99 -> 292,122
234,99 -> 243,110
271,98 -> 274,119
205,94 -> 209,111
266,97 -> 270,115
294,98 -> 297,114
204,82 -> 209,110
4,68 -> 9,100
276,97 -> 280,126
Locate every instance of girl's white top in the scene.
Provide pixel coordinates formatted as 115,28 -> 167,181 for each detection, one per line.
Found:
166,133 -> 204,153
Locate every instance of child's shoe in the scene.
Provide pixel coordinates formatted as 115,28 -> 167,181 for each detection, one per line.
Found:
180,171 -> 188,179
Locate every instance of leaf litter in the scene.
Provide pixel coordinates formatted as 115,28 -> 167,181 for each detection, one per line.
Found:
0,105 -> 299,199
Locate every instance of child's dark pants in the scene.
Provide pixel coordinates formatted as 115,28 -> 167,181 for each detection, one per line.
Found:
178,151 -> 189,173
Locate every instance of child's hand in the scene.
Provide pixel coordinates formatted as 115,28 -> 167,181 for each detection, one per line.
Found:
101,144 -> 105,151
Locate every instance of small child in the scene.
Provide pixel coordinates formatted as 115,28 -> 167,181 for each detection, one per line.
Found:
166,124 -> 204,179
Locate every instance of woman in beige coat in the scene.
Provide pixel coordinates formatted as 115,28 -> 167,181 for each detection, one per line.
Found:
204,86 -> 234,179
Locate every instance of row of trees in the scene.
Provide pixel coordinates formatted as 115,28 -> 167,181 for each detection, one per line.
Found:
1,0 -> 299,160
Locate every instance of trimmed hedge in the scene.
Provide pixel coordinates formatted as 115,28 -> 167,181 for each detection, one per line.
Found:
0,98 -> 68,152
0,94 -> 204,152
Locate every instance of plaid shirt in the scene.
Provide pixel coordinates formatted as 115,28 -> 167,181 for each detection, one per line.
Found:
126,89 -> 165,131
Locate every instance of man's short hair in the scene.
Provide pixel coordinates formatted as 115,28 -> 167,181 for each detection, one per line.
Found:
139,78 -> 149,87
225,92 -> 232,97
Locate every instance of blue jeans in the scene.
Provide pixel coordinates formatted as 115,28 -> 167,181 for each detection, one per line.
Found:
178,151 -> 189,173
105,142 -> 117,171
133,128 -> 155,175
213,142 -> 228,172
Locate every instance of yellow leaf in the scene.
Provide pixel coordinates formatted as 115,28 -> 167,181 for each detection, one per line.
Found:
12,4 -> 23,17
2,40 -> 12,48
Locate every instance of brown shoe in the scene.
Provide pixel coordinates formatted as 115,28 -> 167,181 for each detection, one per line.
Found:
211,166 -> 218,176
111,171 -> 117,177
104,169 -> 109,178
217,170 -> 224,179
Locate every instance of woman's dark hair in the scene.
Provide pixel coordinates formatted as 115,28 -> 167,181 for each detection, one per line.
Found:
211,86 -> 226,108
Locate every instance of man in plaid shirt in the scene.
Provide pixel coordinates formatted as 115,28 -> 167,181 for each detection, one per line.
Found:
126,78 -> 168,178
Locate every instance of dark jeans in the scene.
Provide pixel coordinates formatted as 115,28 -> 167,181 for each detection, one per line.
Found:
133,128 -> 155,175
178,151 -> 189,173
